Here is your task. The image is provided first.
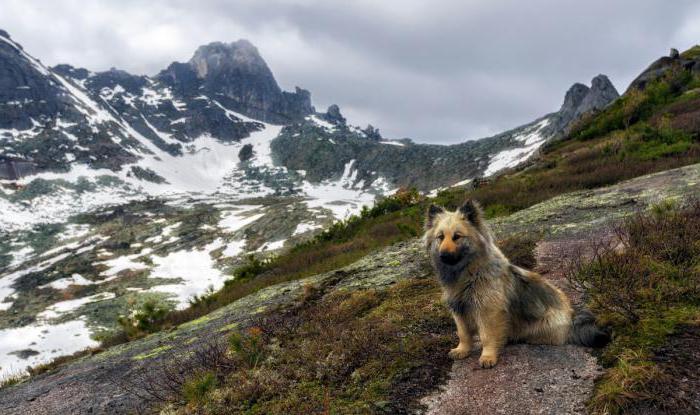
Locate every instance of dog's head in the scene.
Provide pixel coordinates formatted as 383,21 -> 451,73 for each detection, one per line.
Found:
423,199 -> 493,271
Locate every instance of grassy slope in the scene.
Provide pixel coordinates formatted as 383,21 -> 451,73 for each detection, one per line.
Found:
568,201 -> 700,414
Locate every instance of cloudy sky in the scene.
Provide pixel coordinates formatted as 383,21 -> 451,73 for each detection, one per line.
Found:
2,0 -> 700,143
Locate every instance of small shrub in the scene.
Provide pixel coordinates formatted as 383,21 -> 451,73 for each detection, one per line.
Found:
117,299 -> 171,339
232,255 -> 273,281
189,286 -> 217,308
228,327 -> 265,369
484,203 -> 514,218
182,371 -> 218,405
0,370 -> 27,390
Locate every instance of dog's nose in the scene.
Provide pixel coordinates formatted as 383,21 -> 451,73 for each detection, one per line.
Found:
439,251 -> 459,264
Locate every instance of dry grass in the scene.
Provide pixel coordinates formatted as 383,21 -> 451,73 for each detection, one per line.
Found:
0,370 -> 27,390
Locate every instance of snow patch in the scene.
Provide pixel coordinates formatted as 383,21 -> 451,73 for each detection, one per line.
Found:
293,222 -> 322,235
148,249 -> 227,309
0,319 -> 98,377
484,118 -> 552,176
37,292 -> 116,320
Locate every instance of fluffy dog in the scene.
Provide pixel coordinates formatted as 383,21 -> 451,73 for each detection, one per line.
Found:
424,200 -> 609,368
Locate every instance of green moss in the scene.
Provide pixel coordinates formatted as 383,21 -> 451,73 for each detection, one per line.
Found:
133,345 -> 173,361
177,314 -> 213,330
184,337 -> 199,345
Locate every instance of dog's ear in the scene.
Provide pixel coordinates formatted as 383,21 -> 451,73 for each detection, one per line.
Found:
459,199 -> 484,227
425,204 -> 444,229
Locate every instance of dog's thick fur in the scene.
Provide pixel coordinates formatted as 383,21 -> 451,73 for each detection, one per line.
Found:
424,200 -> 609,368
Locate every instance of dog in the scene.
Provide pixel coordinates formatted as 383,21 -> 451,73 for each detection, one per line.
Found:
423,200 -> 609,368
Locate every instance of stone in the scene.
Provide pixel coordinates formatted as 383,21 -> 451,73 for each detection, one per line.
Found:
323,104 -> 346,125
238,143 -> 254,162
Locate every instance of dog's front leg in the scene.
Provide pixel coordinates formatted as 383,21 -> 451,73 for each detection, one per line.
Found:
477,310 -> 507,368
448,312 -> 472,359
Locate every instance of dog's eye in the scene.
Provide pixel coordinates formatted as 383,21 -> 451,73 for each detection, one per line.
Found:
437,234 -> 444,241
453,234 -> 462,241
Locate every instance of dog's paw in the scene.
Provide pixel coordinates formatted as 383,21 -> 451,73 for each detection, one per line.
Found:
478,354 -> 498,368
448,346 -> 470,360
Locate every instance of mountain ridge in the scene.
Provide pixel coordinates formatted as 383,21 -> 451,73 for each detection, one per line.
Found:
1,28 -> 618,192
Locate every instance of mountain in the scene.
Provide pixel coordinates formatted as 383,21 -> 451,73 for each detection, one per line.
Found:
273,74 -> 619,190
0,29 -> 621,377
0,29 -> 617,193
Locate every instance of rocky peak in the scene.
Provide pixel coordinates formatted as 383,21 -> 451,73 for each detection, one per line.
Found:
155,39 -> 313,123
627,45 -> 700,92
574,74 -> 619,118
189,40 -> 272,81
322,104 -> 346,125
558,83 -> 590,119
0,29 -> 10,40
547,75 -> 619,137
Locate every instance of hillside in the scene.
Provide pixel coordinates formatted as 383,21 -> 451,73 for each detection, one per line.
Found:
1,31 -> 700,414
0,161 -> 698,414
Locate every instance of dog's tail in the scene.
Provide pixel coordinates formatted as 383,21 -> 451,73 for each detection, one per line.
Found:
568,309 -> 610,348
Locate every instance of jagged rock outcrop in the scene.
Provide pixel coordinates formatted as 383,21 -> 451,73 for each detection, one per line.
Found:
627,46 -> 700,92
158,40 -> 314,124
575,75 -> 619,118
321,104 -> 346,125
547,75 -> 620,135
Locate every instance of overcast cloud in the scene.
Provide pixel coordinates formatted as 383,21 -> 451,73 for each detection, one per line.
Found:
2,0 -> 700,143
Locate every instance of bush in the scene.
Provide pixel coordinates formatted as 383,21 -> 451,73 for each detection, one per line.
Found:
182,371 -> 218,405
568,201 -> 700,325
117,299 -> 171,339
188,286 -> 217,308
231,255 -> 274,281
228,327 -> 265,369
0,370 -> 27,390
